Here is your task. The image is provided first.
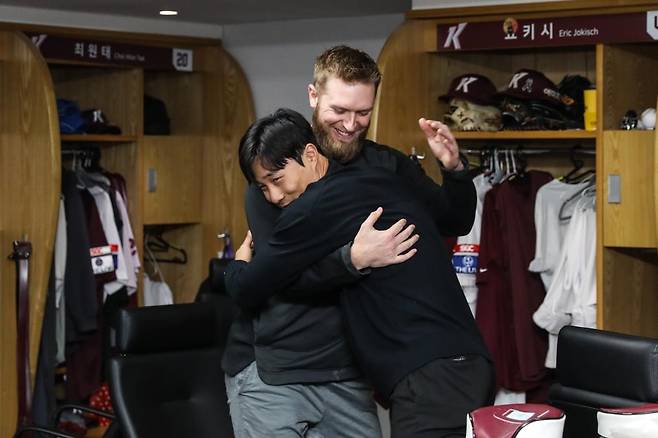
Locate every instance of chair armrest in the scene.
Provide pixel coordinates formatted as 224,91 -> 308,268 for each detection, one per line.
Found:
53,403 -> 116,425
14,425 -> 77,438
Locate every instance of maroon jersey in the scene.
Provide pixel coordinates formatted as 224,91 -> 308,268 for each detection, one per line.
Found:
476,170 -> 552,392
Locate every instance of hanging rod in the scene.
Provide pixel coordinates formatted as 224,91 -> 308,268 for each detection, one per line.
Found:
462,147 -> 595,155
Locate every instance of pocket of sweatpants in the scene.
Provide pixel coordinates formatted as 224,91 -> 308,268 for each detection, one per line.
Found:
226,361 -> 254,401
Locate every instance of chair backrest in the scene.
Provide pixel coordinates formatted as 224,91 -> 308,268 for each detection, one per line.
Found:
548,326 -> 658,438
109,303 -> 234,438
195,274 -> 237,352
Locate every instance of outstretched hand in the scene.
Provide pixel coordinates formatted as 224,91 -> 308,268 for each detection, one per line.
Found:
235,230 -> 254,263
418,118 -> 463,171
350,207 -> 419,270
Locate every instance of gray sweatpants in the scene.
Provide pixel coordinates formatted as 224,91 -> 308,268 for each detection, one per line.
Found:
226,362 -> 382,438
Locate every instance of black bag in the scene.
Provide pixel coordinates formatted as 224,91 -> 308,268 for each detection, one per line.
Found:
144,95 -> 171,135
500,96 -> 578,130
558,74 -> 592,129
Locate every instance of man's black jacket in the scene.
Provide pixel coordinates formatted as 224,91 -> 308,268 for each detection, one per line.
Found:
226,156 -> 487,395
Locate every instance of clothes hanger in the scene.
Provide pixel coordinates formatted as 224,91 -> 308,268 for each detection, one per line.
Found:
558,175 -> 596,221
489,148 -> 505,184
499,146 -> 525,183
562,145 -> 592,183
63,147 -> 110,191
505,148 -> 520,182
82,147 -> 103,173
145,231 -> 188,264
515,146 -> 528,177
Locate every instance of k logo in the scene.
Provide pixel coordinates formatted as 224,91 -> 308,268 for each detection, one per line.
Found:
508,72 -> 529,89
443,23 -> 468,50
455,77 -> 478,93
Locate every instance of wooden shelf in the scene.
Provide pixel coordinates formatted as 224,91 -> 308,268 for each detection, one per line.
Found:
61,134 -> 138,143
453,130 -> 597,140
47,58 -> 129,69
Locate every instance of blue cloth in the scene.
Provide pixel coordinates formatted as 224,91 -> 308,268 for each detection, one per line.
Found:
57,99 -> 85,134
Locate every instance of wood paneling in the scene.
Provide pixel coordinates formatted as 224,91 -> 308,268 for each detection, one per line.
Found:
0,31 -> 59,437
370,19 -> 444,183
595,44 -> 605,329
602,130 -> 656,248
61,134 -> 137,142
1,27 -> 254,430
200,46 -> 253,263
602,247 -> 658,335
601,44 -> 658,130
50,66 -> 142,136
143,136 -> 203,225
144,72 -> 204,135
655,98 -> 658,254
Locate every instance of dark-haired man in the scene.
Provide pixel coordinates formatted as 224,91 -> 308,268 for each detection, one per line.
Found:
222,45 -> 482,438
227,108 -> 494,438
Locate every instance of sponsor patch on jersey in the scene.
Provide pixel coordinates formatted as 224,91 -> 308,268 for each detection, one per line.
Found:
90,244 -> 119,257
90,244 -> 119,274
452,243 -> 480,275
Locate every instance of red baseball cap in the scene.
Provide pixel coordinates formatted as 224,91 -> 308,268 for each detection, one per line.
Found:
497,69 -> 562,107
439,74 -> 498,106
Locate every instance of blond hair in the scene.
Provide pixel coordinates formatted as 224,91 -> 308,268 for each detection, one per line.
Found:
313,45 -> 382,92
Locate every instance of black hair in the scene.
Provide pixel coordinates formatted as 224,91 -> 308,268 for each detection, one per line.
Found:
238,108 -> 318,183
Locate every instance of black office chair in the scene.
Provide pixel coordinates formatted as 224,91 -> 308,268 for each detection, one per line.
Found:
14,404 -> 119,438
548,326 -> 658,438
108,303 -> 234,438
195,258 -> 237,349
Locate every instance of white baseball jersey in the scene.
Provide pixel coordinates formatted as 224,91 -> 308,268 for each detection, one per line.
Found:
114,189 -> 140,295
533,196 -> 596,368
529,179 -> 591,290
88,185 -> 129,300
452,174 -> 493,316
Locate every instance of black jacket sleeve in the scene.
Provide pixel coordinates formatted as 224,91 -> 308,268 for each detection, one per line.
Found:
245,185 -> 365,298
362,143 -> 476,237
226,199 -> 345,309
394,150 -> 476,237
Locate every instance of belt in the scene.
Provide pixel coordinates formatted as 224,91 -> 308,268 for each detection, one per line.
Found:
10,240 -> 33,429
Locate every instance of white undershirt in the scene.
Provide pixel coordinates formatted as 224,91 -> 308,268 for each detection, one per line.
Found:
529,179 -> 591,290
533,196 -> 596,368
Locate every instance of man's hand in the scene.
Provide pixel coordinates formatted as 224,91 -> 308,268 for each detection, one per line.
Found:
350,207 -> 419,270
418,118 -> 463,171
235,230 -> 254,262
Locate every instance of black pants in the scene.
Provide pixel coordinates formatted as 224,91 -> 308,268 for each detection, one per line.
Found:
390,355 -> 495,438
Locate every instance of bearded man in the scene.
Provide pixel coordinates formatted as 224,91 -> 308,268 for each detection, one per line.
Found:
222,46 -> 478,438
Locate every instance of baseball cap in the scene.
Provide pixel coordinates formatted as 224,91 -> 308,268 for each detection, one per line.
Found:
497,69 -> 562,107
439,74 -> 498,106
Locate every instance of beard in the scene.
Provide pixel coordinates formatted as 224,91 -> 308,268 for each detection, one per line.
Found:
312,108 -> 367,164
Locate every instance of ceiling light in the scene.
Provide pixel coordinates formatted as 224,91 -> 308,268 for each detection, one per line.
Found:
159,10 -> 178,16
